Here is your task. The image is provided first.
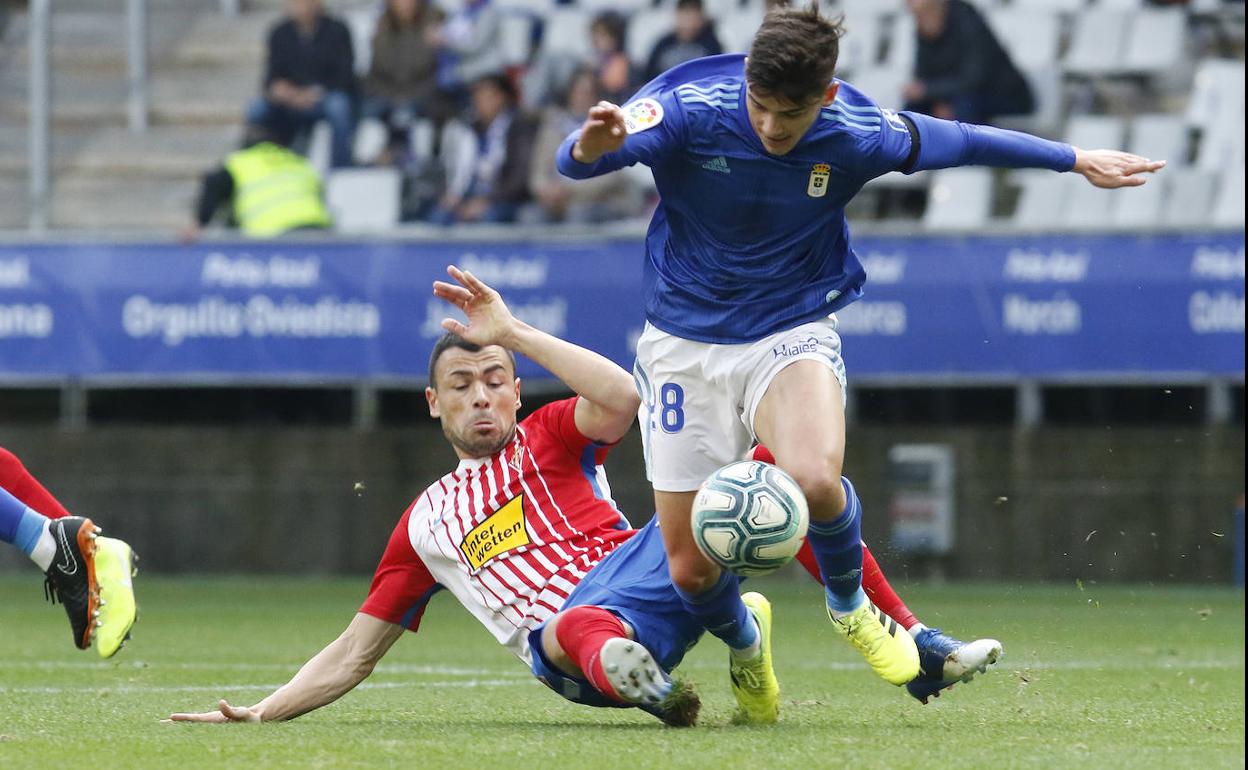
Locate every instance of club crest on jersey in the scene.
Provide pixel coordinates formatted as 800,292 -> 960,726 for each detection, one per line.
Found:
807,163 -> 831,198
623,98 -> 664,134
460,495 -> 530,571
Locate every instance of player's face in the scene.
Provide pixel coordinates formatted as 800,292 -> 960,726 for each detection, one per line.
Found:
426,346 -> 521,459
745,84 -> 836,156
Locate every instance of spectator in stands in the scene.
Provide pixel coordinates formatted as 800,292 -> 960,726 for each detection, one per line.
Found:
528,67 -> 643,224
643,0 -> 723,83
362,0 -> 454,164
430,74 -> 538,225
182,122 -> 332,242
247,0 -> 357,168
430,0 -> 506,101
590,11 -> 634,104
902,0 -> 1034,125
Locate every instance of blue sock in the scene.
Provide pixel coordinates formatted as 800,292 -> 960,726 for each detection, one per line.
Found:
673,568 -> 758,650
806,477 -> 866,613
0,486 -> 49,555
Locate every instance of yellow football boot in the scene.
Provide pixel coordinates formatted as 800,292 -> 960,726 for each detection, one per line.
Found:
828,599 -> 920,685
93,536 -> 138,658
729,591 -> 780,724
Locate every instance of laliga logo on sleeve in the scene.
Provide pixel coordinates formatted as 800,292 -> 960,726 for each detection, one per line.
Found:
807,163 -> 831,198
623,98 -> 664,134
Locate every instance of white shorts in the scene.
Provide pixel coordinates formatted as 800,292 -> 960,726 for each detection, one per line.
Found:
632,317 -> 848,492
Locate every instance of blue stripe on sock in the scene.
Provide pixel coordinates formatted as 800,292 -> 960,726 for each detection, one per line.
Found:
14,508 -> 47,555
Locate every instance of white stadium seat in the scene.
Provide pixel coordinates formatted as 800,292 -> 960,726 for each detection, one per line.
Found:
1011,171 -> 1068,228
1211,166 -> 1246,228
1064,115 -> 1128,152
1129,114 -> 1189,165
325,168 -> 402,232
541,7 -> 593,60
627,8 -> 675,65
923,168 -> 994,230
1011,0 -> 1084,11
836,11 -> 884,78
717,6 -> 766,54
498,12 -> 535,67
1065,10 -> 1130,76
1063,179 -> 1118,230
880,12 -> 915,76
985,8 -> 1061,71
1121,8 -> 1188,75
1108,177 -> 1166,227
352,118 -> 390,166
1161,168 -> 1218,228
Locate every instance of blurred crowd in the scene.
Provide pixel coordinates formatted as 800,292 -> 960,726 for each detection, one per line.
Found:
196,0 -> 1050,233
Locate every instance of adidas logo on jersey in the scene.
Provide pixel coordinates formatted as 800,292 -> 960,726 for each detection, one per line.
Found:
701,156 -> 731,174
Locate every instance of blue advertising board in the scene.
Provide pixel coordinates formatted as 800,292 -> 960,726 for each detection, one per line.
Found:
0,233 -> 1242,382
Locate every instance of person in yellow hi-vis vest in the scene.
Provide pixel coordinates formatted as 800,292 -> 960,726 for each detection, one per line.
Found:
181,123 -> 332,242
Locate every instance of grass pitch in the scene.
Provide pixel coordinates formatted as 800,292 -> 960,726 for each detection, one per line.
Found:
0,576 -> 1242,769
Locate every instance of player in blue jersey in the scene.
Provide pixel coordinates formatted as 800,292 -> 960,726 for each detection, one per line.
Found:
556,4 -> 1164,720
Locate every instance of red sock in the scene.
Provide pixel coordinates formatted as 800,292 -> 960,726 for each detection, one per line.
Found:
756,444 -> 920,630
0,448 -> 72,519
554,606 -> 631,702
861,543 -> 919,630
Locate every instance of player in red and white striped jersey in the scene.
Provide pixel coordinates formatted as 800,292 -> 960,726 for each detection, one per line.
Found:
168,266 -> 998,727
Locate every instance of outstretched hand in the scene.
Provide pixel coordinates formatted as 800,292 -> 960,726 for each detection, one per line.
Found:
1073,148 -> 1166,188
164,699 -> 261,724
431,265 -> 517,348
572,101 -> 627,163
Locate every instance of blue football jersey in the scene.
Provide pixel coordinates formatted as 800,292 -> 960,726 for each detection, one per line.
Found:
560,54 -> 916,344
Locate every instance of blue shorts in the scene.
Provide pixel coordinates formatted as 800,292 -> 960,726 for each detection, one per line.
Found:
528,517 -> 705,708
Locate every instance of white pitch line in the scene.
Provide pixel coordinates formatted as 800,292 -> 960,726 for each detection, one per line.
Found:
0,661 -> 525,676
0,679 -> 529,695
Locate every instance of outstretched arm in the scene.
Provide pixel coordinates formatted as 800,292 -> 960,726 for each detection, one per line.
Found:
166,613 -> 404,723
900,111 -> 1165,187
432,266 -> 639,444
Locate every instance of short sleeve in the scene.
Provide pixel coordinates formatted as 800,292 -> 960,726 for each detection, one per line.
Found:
359,501 -> 442,631
523,397 -> 612,464
557,91 -> 687,178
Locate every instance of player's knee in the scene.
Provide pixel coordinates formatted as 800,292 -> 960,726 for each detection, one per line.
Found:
784,461 -> 846,514
669,553 -> 720,595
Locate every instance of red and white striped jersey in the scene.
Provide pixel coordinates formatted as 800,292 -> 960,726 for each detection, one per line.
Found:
360,397 -> 636,663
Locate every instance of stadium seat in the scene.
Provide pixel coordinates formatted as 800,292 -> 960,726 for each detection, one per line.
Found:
836,10 -> 884,78
1185,59 -> 1245,170
498,12 -> 535,67
541,7 -> 593,60
833,0 -> 906,17
718,5 -> 767,54
1160,168 -> 1218,228
494,0 -> 553,14
1108,176 -> 1166,227
307,121 -> 332,178
985,8 -> 1061,72
626,8 -> 675,65
1064,115 -> 1128,152
325,168 -> 402,232
880,12 -> 916,77
1121,8 -> 1188,76
1063,179 -> 1118,229
922,168 -> 994,230
1210,166 -> 1245,227
847,67 -> 907,110
1011,170 -> 1069,228
1010,0 -> 1084,11
353,118 -> 390,166
1065,10 -> 1130,76
579,0 -> 650,14
1128,114 -> 1189,166
344,6 -> 381,77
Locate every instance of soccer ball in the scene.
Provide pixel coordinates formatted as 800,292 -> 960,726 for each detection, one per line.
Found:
690,460 -> 809,577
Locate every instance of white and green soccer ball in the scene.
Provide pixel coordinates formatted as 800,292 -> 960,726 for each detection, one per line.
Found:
690,460 -> 810,577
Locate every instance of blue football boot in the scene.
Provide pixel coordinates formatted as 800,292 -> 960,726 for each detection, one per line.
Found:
906,628 -> 1002,704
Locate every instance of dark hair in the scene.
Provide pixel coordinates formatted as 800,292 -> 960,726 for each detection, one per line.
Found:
746,3 -> 844,105
590,11 -> 627,51
241,120 -> 294,149
675,0 -> 704,12
428,332 -> 517,387
472,72 -> 518,104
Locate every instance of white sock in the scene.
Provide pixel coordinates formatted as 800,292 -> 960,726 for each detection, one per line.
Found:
29,519 -> 56,572
729,617 -> 762,661
908,622 -> 929,639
